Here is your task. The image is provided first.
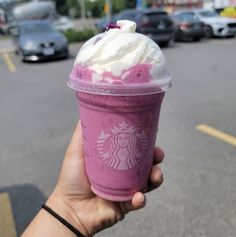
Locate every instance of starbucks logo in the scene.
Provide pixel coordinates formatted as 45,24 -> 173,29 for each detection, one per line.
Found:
97,122 -> 148,170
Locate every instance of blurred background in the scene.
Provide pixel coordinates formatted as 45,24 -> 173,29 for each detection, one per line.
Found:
0,0 -> 236,237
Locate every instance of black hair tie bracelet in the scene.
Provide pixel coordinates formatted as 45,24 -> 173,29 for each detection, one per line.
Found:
42,204 -> 86,237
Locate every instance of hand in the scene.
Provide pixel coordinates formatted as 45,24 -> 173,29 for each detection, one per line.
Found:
47,121 -> 165,236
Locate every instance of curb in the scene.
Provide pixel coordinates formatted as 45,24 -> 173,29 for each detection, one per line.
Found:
0,47 -> 15,54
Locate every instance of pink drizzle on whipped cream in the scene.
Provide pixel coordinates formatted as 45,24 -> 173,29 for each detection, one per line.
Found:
70,63 -> 153,84
105,23 -> 121,31
70,65 -> 93,81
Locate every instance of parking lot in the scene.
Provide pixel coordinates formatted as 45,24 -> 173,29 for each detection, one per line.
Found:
0,38 -> 236,237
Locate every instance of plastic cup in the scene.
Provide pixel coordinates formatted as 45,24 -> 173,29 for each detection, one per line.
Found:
68,77 -> 171,201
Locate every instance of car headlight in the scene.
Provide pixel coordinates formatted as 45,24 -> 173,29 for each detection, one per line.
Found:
214,23 -> 226,28
23,41 -> 38,50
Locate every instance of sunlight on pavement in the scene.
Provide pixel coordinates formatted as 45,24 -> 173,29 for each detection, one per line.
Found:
0,193 -> 17,237
196,124 -> 236,147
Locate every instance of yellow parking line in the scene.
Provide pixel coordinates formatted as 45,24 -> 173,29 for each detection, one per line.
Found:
196,124 -> 236,147
0,193 -> 17,237
2,53 -> 16,73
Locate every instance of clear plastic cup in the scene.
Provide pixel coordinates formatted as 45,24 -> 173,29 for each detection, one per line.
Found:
68,75 -> 171,201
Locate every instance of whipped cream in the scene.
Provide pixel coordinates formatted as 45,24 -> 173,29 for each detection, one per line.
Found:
74,20 -> 166,82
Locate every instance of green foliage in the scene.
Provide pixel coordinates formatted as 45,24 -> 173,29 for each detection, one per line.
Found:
67,0 -> 80,18
67,0 -> 78,8
55,0 -> 80,17
126,0 -> 136,8
85,0 -> 105,18
113,0 -> 127,14
64,28 -> 96,43
55,0 -> 136,18
55,0 -> 69,15
0,34 -> 10,40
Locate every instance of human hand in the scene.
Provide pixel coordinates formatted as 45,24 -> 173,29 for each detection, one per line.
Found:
47,121 -> 165,236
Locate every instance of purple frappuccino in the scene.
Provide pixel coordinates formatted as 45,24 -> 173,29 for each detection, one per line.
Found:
68,20 -> 171,201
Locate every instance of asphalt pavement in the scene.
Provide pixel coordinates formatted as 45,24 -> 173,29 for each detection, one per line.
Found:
0,38 -> 236,237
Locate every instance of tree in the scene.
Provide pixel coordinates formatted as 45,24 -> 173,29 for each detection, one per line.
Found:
55,0 -> 68,15
54,0 -> 136,18
67,0 -> 80,18
127,0 -> 136,8
85,0 -> 104,18
112,0 -> 126,13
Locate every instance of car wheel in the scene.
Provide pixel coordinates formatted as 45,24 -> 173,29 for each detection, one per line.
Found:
19,49 -> 26,62
63,48 -> 69,59
193,36 -> 201,42
205,26 -> 213,38
160,40 -> 169,47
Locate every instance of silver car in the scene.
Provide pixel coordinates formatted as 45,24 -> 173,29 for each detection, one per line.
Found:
175,9 -> 236,38
12,20 -> 69,61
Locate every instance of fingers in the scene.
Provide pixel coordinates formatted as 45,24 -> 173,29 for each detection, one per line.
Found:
141,146 -> 164,193
66,120 -> 83,155
148,166 -> 164,192
123,147 -> 165,213
142,147 -> 164,192
123,192 -> 146,213
123,166 -> 163,212
150,147 -> 164,191
153,147 -> 165,165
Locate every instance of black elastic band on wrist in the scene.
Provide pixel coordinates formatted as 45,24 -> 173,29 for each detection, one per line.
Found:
41,204 -> 86,237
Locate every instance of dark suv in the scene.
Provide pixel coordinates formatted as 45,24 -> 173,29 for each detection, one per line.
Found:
98,9 -> 175,47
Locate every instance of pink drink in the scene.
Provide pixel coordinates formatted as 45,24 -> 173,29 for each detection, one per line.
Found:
76,91 -> 164,201
68,20 -> 171,201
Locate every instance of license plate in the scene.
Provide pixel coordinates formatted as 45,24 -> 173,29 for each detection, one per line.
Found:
43,48 -> 55,56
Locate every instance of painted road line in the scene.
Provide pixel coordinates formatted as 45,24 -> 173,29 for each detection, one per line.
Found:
196,124 -> 236,147
0,193 -> 17,237
2,53 -> 16,73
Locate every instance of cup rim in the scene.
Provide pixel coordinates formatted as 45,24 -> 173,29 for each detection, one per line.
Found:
68,74 -> 172,96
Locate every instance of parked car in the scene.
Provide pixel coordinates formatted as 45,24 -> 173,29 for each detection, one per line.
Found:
0,7 -> 8,34
95,9 -> 175,47
95,16 -> 118,32
52,16 -> 75,32
11,1 -> 75,33
175,9 -> 236,38
172,12 -> 205,41
10,20 -> 69,61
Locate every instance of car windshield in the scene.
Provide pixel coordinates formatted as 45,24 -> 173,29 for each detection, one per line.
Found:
177,13 -> 198,21
118,11 -> 137,21
20,22 -> 54,35
198,11 -> 218,17
144,12 -> 167,22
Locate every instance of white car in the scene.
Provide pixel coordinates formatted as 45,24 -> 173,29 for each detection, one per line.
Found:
52,16 -> 75,32
175,9 -> 236,38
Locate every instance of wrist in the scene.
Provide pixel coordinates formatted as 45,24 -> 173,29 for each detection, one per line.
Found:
46,191 -> 91,237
